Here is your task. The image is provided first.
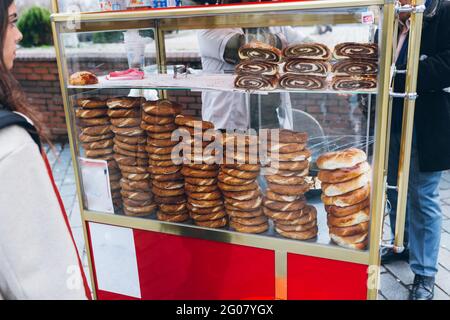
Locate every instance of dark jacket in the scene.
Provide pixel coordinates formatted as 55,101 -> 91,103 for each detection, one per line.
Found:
393,0 -> 450,172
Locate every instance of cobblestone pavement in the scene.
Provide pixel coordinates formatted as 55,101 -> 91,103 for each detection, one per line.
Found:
46,143 -> 450,300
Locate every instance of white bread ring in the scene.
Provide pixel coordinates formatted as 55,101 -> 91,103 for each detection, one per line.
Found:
275,225 -> 318,240
265,174 -> 307,185
231,215 -> 268,226
275,205 -> 317,226
328,207 -> 370,227
321,184 -> 370,207
186,190 -> 222,201
316,147 -> 367,170
329,221 -> 369,237
322,173 -> 370,197
194,217 -> 228,229
265,190 -> 304,202
325,197 -> 370,217
184,183 -> 218,193
230,221 -> 269,234
329,232 -> 368,250
159,202 -> 187,213
218,181 -> 258,192
263,197 -> 306,212
157,211 -> 189,222
222,189 -> 261,201
190,210 -> 227,222
187,204 -> 224,214
152,180 -> 184,190
275,220 -> 317,232
224,197 -> 262,211
226,207 -> 264,218
221,167 -> 259,180
318,161 -> 371,183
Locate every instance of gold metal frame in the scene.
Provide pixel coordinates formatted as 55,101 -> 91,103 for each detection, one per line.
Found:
50,0 -> 424,300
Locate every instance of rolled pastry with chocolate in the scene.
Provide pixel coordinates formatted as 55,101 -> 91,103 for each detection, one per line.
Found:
235,60 -> 279,76
238,41 -> 283,63
283,59 -> 330,77
333,42 -> 378,60
279,73 -> 327,90
283,43 -> 331,61
332,59 -> 378,77
234,74 -> 278,91
331,76 -> 377,91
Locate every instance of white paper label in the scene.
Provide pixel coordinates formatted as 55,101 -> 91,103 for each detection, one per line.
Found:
79,157 -> 114,214
361,11 -> 375,25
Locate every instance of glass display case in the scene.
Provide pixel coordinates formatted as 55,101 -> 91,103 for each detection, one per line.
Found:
51,0 -> 424,300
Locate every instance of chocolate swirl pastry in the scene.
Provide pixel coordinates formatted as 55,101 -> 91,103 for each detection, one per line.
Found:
235,60 -> 279,76
283,59 -> 330,77
332,59 -> 378,76
331,76 -> 377,91
279,73 -> 327,90
238,41 -> 283,63
234,75 -> 278,91
283,43 -> 331,61
333,42 -> 378,60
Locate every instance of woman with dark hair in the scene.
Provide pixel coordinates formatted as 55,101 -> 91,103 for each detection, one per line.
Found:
0,1 -> 90,299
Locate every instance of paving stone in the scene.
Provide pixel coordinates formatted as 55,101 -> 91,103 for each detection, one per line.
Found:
70,202 -> 83,229
59,184 -> 77,197
435,265 -> 450,295
433,285 -> 450,300
377,292 -> 386,300
380,265 -> 387,273
441,232 -> 450,251
384,260 -> 415,285
71,227 -> 87,260
438,247 -> 450,272
440,179 -> 450,191
380,272 -> 410,300
442,220 -> 450,233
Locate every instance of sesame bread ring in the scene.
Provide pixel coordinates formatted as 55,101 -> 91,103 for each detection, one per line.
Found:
265,174 -> 307,185
322,173 -> 370,197
263,167 -> 309,177
218,172 -> 255,186
328,207 -> 370,227
113,154 -> 148,167
124,207 -> 156,217
316,147 -> 367,170
224,197 -> 262,211
186,190 -> 222,201
177,126 -> 213,136
222,133 -> 257,146
265,190 -> 304,202
107,97 -> 141,110
145,145 -> 176,155
113,139 -> 146,153
329,232 -> 368,250
231,215 -> 268,226
271,160 -> 309,171
107,108 -> 141,119
276,220 -> 317,232
148,165 -> 181,175
221,189 -> 261,201
159,202 -> 188,214
263,206 -> 305,221
264,129 -> 308,144
122,172 -> 150,181
92,154 -> 115,161
194,217 -> 227,228
124,203 -> 157,214
188,198 -> 224,208
329,221 -> 369,237
181,167 -> 219,178
113,145 -> 148,159
110,181 -> 121,192
77,97 -> 107,109
82,139 -> 114,150
184,163 -> 219,171
221,167 -> 259,180
79,133 -> 113,143
263,198 -> 306,212
190,210 -> 227,222
151,172 -> 184,182
230,221 -> 269,234
142,100 -> 182,116
147,131 -> 174,140
121,190 -> 153,201
85,147 -> 113,158
123,198 -> 154,208
276,206 -> 317,226
120,178 -> 151,192
218,181 -> 258,192
325,197 -> 370,217
109,172 -> 122,181
227,207 -> 264,218
152,180 -> 184,190
142,113 -> 175,125
267,182 -> 310,196
268,149 -> 311,162
187,204 -> 224,214
149,153 -> 175,161
155,195 -> 187,204
114,134 -> 146,145
78,117 -> 110,127
141,122 -> 178,133
157,211 -> 189,222
149,159 -> 178,167
147,137 -> 179,147
110,117 -> 141,128
184,177 -> 217,186
80,124 -> 111,136
318,161 -> 371,184
75,108 -> 108,119
321,184 -> 370,207
152,186 -> 185,197
222,163 -> 261,172
184,183 -> 218,194
275,225 -> 318,240
111,126 -> 145,137
175,115 -> 214,130
269,142 -> 306,154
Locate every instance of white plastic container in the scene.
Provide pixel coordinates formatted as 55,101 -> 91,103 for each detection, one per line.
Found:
124,30 -> 147,70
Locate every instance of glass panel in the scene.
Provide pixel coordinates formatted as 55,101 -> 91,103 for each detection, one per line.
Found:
59,4 -> 384,252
